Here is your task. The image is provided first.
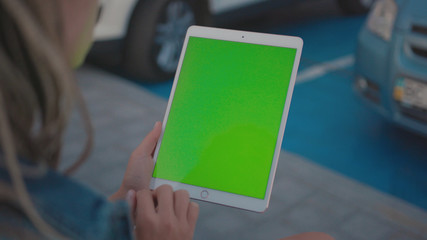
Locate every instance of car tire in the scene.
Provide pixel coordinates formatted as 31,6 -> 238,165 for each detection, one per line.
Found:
122,0 -> 211,82
336,0 -> 375,15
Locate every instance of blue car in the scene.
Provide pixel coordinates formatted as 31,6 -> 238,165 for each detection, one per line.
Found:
354,0 -> 427,136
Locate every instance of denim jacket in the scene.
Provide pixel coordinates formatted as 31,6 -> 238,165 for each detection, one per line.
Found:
0,161 -> 133,239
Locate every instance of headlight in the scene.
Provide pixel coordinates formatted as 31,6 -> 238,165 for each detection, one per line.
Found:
367,0 -> 398,41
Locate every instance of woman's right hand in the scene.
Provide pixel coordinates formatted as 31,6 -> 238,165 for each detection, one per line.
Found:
134,185 -> 199,240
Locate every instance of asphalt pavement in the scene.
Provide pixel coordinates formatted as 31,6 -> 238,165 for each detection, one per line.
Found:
60,66 -> 427,240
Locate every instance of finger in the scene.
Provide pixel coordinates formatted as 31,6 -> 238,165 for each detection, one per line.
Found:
136,189 -> 156,221
173,190 -> 190,220
187,202 -> 199,228
126,189 -> 136,212
132,121 -> 162,158
126,190 -> 136,223
155,185 -> 174,218
143,121 -> 162,157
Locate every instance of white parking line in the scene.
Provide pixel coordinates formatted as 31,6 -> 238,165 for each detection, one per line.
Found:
296,55 -> 355,84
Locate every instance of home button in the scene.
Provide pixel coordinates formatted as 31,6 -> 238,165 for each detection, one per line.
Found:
200,190 -> 209,199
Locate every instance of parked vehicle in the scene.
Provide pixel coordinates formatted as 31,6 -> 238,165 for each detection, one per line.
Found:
91,0 -> 375,82
354,0 -> 427,136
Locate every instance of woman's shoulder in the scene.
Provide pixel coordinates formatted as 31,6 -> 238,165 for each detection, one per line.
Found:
0,165 -> 133,239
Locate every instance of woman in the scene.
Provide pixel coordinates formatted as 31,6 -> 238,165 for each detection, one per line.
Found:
0,0 -> 333,239
0,0 -> 198,239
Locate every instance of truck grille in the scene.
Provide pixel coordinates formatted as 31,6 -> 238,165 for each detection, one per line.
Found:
412,47 -> 427,59
412,25 -> 427,35
400,105 -> 427,124
410,24 -> 427,61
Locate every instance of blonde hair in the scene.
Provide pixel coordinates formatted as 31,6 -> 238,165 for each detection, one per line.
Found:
0,0 -> 93,238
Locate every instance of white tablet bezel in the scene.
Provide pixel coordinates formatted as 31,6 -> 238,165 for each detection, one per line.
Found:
150,26 -> 303,212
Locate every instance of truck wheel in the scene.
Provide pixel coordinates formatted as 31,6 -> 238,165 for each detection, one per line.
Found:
336,0 -> 375,15
123,0 -> 211,82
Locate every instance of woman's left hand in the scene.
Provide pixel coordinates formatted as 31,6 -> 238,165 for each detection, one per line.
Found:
109,121 -> 162,201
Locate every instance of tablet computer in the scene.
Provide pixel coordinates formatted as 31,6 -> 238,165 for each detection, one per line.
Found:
150,26 -> 303,212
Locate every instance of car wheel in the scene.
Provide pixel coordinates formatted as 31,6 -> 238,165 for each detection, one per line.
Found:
123,0 -> 210,82
336,0 -> 375,15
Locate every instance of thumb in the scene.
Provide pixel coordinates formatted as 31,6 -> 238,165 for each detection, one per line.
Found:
140,121 -> 162,156
126,189 -> 136,223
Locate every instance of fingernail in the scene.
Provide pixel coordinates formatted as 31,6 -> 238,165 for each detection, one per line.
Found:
126,190 -> 134,202
153,121 -> 160,129
191,202 -> 199,209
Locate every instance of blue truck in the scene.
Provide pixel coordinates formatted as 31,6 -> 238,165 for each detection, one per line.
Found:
354,0 -> 427,136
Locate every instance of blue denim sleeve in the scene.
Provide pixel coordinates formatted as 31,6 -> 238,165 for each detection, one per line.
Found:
0,165 -> 134,240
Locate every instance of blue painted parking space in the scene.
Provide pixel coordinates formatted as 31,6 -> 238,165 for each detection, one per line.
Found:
136,15 -> 427,210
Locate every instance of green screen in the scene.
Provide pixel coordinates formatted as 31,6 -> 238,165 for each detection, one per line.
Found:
153,36 -> 296,199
